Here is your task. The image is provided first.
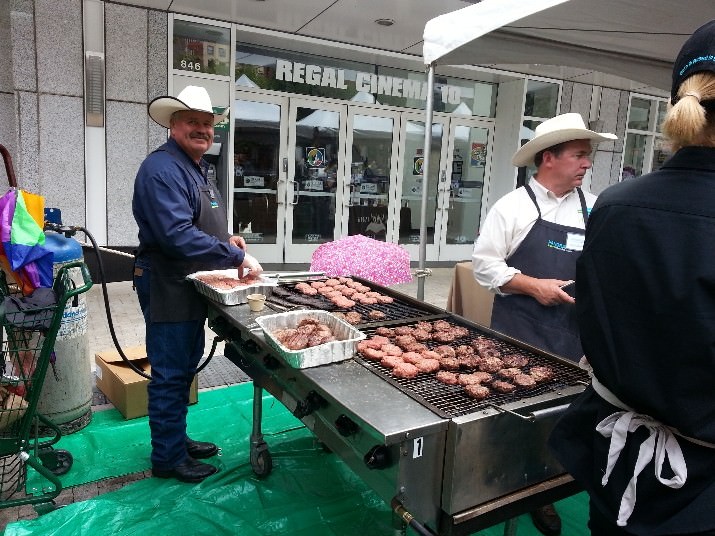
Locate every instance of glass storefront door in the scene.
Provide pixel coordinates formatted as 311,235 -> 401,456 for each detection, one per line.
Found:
231,94 -> 288,263
396,113 -> 449,262
285,100 -> 347,262
343,108 -> 400,242
439,118 -> 493,260
232,92 -> 494,264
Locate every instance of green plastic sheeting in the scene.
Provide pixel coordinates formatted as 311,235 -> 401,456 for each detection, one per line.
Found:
28,383 -> 295,493
9,383 -> 591,535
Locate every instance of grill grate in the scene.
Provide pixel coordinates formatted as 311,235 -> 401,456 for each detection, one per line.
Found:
357,320 -> 590,418
275,281 -> 442,326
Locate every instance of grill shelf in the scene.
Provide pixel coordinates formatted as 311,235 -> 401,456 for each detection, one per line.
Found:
356,320 -> 590,419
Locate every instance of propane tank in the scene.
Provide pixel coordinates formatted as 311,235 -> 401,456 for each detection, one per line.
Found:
36,231 -> 92,433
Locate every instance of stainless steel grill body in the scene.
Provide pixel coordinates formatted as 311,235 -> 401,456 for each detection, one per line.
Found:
442,385 -> 585,515
207,280 -> 586,534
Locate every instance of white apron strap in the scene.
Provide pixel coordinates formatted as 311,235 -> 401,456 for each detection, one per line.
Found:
578,357 -> 714,527
595,409 -> 686,526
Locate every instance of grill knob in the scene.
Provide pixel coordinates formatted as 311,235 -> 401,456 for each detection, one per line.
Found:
335,414 -> 359,436
263,355 -> 281,370
293,390 -> 326,418
364,445 -> 391,470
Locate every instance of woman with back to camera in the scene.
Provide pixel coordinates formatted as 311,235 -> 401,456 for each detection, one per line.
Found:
549,20 -> 715,536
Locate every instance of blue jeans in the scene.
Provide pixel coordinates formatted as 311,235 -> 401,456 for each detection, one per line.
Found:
134,265 -> 205,470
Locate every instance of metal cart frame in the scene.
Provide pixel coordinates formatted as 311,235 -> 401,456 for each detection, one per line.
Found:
0,262 -> 92,511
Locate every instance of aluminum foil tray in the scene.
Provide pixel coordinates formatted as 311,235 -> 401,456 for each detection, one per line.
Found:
187,269 -> 277,305
256,310 -> 366,368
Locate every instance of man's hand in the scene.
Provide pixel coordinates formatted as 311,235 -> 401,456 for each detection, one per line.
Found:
229,235 -> 247,251
500,274 -> 575,306
239,252 -> 263,277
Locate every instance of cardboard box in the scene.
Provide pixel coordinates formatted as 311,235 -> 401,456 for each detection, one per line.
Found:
95,345 -> 198,420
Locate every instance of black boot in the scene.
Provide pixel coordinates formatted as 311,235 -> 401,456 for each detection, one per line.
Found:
530,504 -> 562,536
186,438 -> 219,459
152,458 -> 218,483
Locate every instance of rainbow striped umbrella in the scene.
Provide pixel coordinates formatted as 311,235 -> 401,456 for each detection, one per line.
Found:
0,189 -> 53,294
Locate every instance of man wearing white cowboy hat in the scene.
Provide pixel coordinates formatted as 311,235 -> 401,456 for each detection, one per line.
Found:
133,85 -> 262,483
472,112 -> 616,535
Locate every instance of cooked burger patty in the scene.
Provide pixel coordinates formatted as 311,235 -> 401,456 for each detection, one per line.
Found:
464,384 -> 490,400
392,362 -> 419,379
513,374 -> 537,388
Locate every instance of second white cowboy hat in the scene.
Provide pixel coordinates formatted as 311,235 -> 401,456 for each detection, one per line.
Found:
148,85 -> 229,129
512,113 -> 617,167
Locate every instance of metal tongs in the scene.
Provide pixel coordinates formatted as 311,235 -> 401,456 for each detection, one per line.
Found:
262,271 -> 325,283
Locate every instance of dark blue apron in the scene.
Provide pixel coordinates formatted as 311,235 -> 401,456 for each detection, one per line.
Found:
490,185 -> 588,361
142,148 -> 231,322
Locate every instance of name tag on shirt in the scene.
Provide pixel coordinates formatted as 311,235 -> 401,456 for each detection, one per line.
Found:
566,232 -> 585,251
208,187 -> 219,208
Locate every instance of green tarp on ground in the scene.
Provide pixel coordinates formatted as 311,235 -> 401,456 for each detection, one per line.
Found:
29,383 -> 295,492
8,383 -> 590,535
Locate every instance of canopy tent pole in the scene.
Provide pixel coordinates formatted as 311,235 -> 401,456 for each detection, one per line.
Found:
416,64 -> 436,301
416,0 -> 572,301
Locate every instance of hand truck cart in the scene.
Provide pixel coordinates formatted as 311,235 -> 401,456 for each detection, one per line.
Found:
0,262 -> 92,512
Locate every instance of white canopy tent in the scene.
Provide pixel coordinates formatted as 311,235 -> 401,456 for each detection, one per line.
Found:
415,0 -> 707,299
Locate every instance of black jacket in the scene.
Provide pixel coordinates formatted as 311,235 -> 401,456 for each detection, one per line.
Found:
549,146 -> 715,535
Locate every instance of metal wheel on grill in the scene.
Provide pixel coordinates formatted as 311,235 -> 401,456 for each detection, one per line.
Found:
252,449 -> 273,478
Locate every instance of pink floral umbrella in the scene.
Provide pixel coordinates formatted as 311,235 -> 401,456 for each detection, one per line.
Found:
310,234 -> 413,287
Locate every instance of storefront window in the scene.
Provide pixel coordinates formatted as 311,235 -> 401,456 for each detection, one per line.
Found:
173,19 -> 231,76
623,133 -> 646,178
627,97 -> 651,130
622,95 -> 671,180
235,44 -> 496,117
524,80 -> 559,118
651,136 -> 671,170
518,82 -> 560,185
517,119 -> 543,182
236,45 -> 373,100
655,101 -> 668,133
378,68 -> 496,117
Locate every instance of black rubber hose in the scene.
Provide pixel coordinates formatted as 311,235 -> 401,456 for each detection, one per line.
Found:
390,497 -> 437,536
45,223 -> 220,380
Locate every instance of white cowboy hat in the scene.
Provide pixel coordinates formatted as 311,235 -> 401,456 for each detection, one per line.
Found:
512,113 -> 617,167
148,85 -> 229,129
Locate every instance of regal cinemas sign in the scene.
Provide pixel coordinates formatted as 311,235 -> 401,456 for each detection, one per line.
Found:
275,59 -> 462,105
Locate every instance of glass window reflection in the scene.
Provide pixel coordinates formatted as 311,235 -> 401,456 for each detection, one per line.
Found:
628,98 -> 651,130
173,20 -> 230,75
524,81 -> 559,118
623,134 -> 646,178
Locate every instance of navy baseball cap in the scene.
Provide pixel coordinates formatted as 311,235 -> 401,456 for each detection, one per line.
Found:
671,20 -> 715,104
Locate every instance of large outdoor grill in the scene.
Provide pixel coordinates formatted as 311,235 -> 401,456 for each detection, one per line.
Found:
205,276 -> 587,535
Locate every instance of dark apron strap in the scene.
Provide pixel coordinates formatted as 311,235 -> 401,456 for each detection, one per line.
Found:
524,184 -> 542,218
525,184 -> 588,226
